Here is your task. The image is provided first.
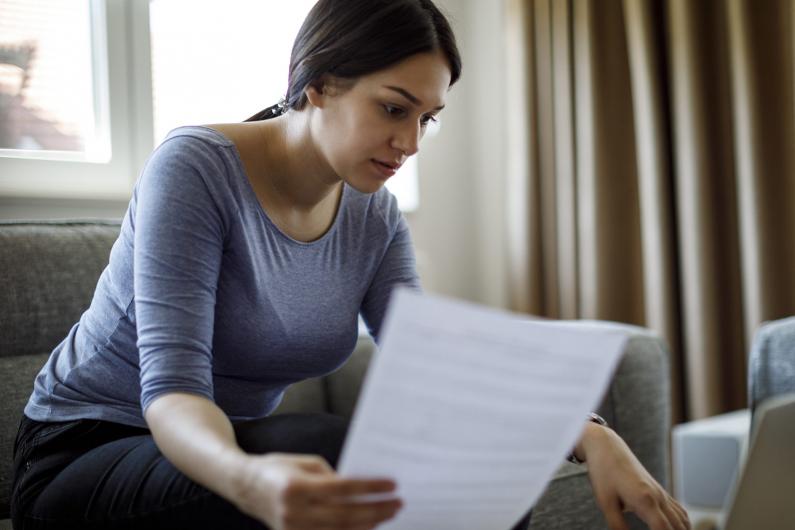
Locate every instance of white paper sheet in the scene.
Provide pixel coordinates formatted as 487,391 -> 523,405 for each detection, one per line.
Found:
338,289 -> 627,530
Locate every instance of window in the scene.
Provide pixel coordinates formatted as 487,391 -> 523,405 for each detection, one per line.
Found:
0,0 -> 109,161
0,0 -> 419,210
149,0 -> 313,142
0,0 -> 140,199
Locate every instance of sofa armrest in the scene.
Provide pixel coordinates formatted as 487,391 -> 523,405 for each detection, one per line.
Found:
530,321 -> 670,530
596,325 -> 671,491
546,320 -> 671,489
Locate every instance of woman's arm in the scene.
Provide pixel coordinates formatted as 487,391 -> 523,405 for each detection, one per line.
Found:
145,392 -> 403,529
360,208 -> 421,342
145,393 -> 246,501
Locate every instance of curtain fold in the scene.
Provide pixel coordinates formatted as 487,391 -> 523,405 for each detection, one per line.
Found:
506,0 -> 795,420
728,0 -> 795,342
622,0 -> 683,418
667,0 -> 747,418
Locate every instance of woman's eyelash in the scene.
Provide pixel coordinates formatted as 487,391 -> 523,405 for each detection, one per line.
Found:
383,104 -> 438,126
383,104 -> 405,116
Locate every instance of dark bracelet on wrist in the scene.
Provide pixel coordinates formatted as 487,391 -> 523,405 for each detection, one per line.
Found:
567,412 -> 609,465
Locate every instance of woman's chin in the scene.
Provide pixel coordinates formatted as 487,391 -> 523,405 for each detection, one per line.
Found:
345,177 -> 387,195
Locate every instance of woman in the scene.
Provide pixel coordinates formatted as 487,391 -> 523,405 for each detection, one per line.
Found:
11,1 -> 689,529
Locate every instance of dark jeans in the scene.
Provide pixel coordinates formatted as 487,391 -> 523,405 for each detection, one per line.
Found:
11,413 -> 533,529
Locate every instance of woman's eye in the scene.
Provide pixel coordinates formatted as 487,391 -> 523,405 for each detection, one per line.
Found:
383,105 -> 405,117
383,104 -> 438,127
420,115 -> 439,127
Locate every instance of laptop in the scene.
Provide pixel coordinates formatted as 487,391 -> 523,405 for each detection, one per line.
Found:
719,393 -> 795,530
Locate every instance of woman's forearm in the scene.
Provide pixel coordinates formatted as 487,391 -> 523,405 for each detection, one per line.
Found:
144,393 -> 403,529
144,392 -> 249,501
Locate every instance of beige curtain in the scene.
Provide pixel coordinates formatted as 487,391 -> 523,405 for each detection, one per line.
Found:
505,0 -> 795,421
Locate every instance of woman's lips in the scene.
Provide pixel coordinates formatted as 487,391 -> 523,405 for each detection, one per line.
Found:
371,159 -> 397,179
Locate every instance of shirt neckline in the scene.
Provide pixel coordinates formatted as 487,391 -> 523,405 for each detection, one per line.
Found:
190,125 -> 348,247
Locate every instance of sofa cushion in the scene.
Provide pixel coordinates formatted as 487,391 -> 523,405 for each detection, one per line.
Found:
0,221 -> 121,358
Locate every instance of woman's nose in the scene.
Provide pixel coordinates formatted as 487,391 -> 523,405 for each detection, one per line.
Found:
392,121 -> 421,157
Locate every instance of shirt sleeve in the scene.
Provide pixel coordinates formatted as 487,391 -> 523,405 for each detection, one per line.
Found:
359,214 -> 422,343
133,135 -> 228,414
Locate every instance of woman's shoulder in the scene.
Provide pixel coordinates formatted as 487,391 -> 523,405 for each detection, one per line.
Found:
136,126 -> 245,208
146,125 -> 237,169
144,124 -> 261,181
195,122 -> 258,145
159,125 -> 237,151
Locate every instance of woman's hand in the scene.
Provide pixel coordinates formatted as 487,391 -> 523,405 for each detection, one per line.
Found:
233,452 -> 403,530
575,423 -> 691,530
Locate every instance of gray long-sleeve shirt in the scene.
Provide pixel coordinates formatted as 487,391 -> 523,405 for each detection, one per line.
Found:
25,126 -> 420,427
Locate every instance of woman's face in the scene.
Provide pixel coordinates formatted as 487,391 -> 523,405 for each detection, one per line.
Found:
307,51 -> 452,194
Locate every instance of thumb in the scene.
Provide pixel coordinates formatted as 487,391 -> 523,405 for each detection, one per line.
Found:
293,455 -> 335,475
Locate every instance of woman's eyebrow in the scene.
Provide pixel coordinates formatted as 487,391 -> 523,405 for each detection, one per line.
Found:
384,85 -> 445,111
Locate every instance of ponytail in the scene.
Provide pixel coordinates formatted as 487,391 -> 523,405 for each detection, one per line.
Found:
244,100 -> 288,122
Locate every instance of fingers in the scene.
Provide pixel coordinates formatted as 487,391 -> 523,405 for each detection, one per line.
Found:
272,454 -> 397,501
602,496 -> 690,530
646,492 -> 689,530
300,497 -> 403,528
280,474 -> 401,528
634,493 -> 691,530
662,496 -> 691,530
282,453 -> 335,475
673,498 -> 691,528
602,500 -> 631,530
301,476 -> 398,501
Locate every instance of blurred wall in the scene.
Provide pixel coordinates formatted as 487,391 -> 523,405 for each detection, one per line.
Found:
408,0 -> 509,308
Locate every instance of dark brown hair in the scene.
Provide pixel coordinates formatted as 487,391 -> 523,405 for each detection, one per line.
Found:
246,0 -> 461,121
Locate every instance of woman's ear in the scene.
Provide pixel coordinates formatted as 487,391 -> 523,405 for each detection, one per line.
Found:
305,75 -> 353,109
304,77 -> 328,109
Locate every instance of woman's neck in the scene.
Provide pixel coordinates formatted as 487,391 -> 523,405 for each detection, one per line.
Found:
259,112 -> 342,213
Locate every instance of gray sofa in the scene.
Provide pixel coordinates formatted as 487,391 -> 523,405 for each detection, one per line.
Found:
748,316 -> 795,427
0,220 -> 671,529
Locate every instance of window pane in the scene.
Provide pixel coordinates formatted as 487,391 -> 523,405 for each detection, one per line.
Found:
0,0 -> 108,160
149,0 -> 316,143
149,0 -> 419,211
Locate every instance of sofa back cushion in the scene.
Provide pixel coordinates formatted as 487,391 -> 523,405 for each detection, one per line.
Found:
0,220 -> 121,517
0,221 -> 121,357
